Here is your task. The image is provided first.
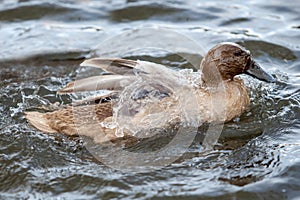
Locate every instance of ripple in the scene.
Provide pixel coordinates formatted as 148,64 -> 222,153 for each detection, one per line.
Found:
109,3 -> 218,22
238,40 -> 298,60
0,2 -> 73,22
220,17 -> 252,26
0,2 -> 106,22
0,0 -> 300,199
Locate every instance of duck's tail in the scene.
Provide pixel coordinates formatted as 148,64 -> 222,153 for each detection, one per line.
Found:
25,111 -> 57,133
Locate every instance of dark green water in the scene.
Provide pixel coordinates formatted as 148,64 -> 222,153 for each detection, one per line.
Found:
0,0 -> 300,199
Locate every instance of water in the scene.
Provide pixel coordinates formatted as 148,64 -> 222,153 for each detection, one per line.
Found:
1,0 -> 300,199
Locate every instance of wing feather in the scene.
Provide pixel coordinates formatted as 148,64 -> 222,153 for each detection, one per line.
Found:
58,75 -> 134,94
80,58 -> 138,75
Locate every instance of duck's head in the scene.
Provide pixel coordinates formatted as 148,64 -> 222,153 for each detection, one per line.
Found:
200,42 -> 275,85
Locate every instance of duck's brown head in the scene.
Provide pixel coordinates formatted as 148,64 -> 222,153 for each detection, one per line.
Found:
200,42 -> 275,85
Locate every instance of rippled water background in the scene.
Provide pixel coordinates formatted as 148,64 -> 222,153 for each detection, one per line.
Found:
1,0 -> 300,199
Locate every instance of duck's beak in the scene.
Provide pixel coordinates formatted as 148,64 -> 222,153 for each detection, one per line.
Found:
245,61 -> 276,83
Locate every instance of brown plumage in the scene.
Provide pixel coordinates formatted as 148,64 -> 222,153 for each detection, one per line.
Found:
25,43 -> 275,144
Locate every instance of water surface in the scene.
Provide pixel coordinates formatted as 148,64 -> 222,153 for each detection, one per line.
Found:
0,0 -> 300,199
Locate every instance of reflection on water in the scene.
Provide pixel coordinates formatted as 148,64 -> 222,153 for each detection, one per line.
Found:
0,0 -> 300,199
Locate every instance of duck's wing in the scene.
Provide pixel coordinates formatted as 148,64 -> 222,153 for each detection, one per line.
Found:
80,58 -> 140,75
58,58 -> 171,94
80,58 -> 165,75
58,58 -> 139,94
71,91 -> 118,106
57,74 -> 135,94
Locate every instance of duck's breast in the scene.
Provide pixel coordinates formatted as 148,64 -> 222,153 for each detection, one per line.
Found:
194,79 -> 249,123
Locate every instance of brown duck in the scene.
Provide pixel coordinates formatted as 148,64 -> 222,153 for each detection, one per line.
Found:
25,43 -> 275,144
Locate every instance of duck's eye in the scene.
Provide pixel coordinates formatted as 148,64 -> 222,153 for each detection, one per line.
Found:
233,51 -> 243,56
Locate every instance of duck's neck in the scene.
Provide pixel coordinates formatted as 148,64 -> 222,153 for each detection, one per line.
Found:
200,56 -> 236,87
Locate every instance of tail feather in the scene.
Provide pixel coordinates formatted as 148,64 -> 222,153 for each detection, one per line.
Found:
25,111 -> 57,133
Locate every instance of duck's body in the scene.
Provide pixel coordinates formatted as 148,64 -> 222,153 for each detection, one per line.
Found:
25,43 -> 274,144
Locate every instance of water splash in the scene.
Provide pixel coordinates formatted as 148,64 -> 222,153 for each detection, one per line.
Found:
100,61 -> 203,138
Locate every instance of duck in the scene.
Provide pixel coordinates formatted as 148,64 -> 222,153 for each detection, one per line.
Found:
25,42 -> 275,144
